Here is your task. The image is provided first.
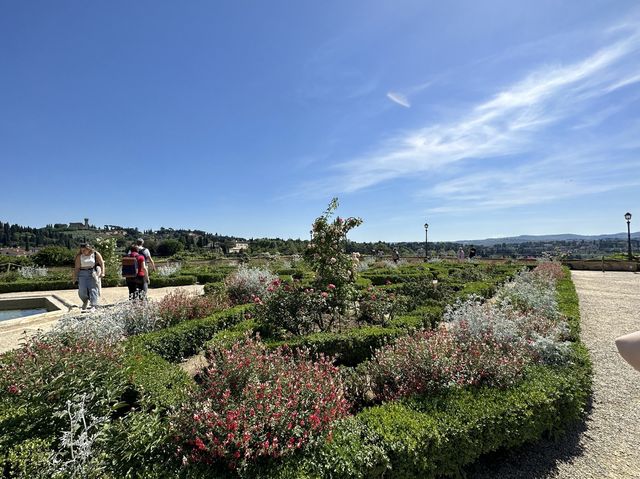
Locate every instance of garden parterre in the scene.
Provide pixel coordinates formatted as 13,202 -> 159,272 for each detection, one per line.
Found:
0,260 -> 590,478
0,205 -> 590,478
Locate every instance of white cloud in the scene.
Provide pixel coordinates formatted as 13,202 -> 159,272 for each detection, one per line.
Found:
328,22 -> 640,197
386,91 -> 411,108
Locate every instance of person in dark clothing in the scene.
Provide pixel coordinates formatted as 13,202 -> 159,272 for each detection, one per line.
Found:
469,246 -> 477,260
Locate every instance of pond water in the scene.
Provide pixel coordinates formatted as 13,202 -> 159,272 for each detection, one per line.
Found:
0,308 -> 49,322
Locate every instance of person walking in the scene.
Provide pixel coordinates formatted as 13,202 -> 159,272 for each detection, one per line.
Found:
73,243 -> 105,311
129,238 -> 155,288
124,245 -> 148,299
457,247 -> 465,262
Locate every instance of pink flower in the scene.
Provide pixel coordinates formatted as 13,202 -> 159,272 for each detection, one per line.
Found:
321,292 -> 328,298
327,284 -> 336,289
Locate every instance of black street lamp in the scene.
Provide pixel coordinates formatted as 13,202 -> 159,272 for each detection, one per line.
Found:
625,212 -> 632,260
424,222 -> 429,262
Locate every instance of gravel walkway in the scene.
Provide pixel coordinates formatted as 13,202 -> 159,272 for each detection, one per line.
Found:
470,270 -> 640,478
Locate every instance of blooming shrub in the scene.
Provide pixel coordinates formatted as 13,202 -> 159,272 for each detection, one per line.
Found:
224,265 -> 278,305
172,337 -> 350,472
0,336 -> 128,438
18,265 -> 48,279
533,261 -> 565,281
496,270 -> 560,319
157,289 -> 226,327
360,325 -> 530,403
304,198 -> 362,310
156,262 -> 182,277
356,286 -> 405,326
444,296 -> 571,365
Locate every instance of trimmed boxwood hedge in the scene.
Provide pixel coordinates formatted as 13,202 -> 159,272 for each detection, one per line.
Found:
0,277 -> 123,293
0,274 -> 198,293
147,275 -> 197,288
193,272 -> 227,284
122,341 -> 195,410
131,305 -> 251,362
274,275 -> 592,478
354,346 -> 591,478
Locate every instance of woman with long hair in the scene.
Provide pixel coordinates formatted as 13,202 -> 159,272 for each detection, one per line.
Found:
72,243 -> 105,311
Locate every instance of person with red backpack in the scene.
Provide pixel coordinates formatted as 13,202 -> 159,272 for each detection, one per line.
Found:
122,245 -> 148,299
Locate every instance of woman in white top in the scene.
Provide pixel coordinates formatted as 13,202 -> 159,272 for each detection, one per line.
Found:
72,243 -> 105,311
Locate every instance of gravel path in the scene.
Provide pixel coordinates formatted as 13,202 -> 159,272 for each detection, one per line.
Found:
470,270 -> 640,478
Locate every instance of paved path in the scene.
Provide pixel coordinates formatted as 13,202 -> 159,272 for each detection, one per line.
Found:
471,270 -> 640,478
0,284 -> 203,353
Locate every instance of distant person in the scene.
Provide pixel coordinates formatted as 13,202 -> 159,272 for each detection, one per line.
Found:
469,246 -> 477,261
123,245 -> 148,299
457,247 -> 465,262
73,243 -> 105,311
128,238 -> 155,288
392,249 -> 400,264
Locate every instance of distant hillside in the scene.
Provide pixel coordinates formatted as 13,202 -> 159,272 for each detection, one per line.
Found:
458,232 -> 640,246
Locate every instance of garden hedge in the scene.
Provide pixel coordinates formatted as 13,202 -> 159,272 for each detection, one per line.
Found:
0,277 -> 123,293
130,305 -> 251,362
0,274 -> 198,293
274,274 -> 592,478
147,275 -> 197,288
122,341 -> 195,410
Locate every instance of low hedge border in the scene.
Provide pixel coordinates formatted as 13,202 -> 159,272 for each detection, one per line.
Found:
147,275 -> 197,288
0,274 -> 197,293
0,277 -> 123,294
122,341 -> 195,411
557,269 -> 580,340
131,305 -> 251,362
355,345 -> 591,478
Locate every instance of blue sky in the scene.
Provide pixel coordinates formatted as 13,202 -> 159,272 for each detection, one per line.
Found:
1,1 -> 639,242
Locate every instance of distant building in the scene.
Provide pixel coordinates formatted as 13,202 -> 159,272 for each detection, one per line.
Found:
228,242 -> 249,254
69,218 -> 90,229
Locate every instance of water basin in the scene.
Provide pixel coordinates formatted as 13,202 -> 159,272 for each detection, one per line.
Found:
0,308 -> 49,322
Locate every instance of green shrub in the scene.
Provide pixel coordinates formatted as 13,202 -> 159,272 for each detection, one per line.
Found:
133,305 -> 251,362
194,272 -> 227,284
123,341 -> 195,410
408,304 -> 444,328
148,275 -> 197,288
32,246 -> 76,266
557,270 -> 580,340
102,410 -> 182,479
356,354 -> 591,478
0,277 -> 122,293
1,436 -> 54,478
266,326 -> 407,367
204,318 -> 259,351
0,337 -> 129,452
271,417 -> 390,479
456,281 -> 496,299
203,281 -> 225,296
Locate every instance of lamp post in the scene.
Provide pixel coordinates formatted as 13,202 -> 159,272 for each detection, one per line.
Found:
424,222 -> 429,262
625,212 -> 632,260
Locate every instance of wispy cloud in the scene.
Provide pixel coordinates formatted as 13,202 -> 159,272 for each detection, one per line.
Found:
387,91 -> 411,107
321,20 -> 640,201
